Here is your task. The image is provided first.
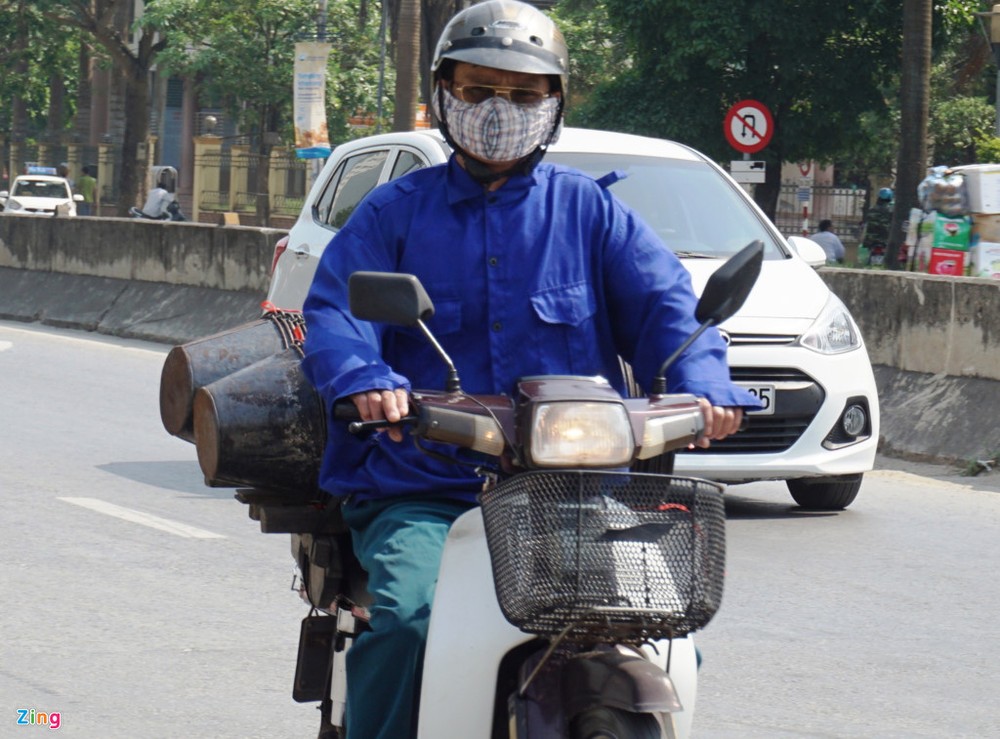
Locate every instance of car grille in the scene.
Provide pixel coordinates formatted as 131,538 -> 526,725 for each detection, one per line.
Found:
680,367 -> 823,455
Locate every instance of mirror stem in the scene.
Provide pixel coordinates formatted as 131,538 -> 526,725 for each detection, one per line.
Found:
651,321 -> 714,395
417,319 -> 462,392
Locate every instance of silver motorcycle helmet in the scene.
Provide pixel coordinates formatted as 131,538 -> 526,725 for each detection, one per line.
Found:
431,0 -> 568,179
431,0 -> 569,97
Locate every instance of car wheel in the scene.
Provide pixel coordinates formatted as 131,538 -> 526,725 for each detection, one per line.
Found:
786,475 -> 862,510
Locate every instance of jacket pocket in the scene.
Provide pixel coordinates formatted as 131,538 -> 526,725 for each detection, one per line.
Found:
530,281 -> 595,327
426,298 -> 462,335
529,282 -> 600,375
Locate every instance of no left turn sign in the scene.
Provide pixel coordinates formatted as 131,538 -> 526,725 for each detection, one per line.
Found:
724,100 -> 773,154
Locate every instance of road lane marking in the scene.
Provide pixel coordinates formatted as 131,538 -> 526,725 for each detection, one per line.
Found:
0,340 -> 11,352
0,322 -> 164,356
58,497 -> 225,539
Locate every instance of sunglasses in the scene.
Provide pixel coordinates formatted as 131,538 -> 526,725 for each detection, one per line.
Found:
451,84 -> 553,107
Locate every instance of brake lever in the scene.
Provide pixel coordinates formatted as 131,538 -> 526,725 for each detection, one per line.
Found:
347,415 -> 419,435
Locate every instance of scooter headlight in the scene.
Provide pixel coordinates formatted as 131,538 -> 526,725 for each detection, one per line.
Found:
528,401 -> 634,467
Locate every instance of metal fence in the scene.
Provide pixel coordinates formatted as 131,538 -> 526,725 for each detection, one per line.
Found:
194,145 -> 309,222
774,184 -> 868,245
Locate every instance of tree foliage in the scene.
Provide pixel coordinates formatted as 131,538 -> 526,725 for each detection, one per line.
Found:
0,1 -> 81,141
147,0 -> 315,137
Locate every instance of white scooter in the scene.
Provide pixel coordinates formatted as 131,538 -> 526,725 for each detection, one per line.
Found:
183,242 -> 763,738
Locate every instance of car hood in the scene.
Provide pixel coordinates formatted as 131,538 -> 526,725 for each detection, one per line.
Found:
681,256 -> 832,335
9,196 -> 67,210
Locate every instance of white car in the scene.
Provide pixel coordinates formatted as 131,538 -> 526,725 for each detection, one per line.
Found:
0,175 -> 83,216
266,127 -> 879,510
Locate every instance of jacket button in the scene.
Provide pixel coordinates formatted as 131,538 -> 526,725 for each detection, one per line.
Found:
492,321 -> 502,332
488,257 -> 498,267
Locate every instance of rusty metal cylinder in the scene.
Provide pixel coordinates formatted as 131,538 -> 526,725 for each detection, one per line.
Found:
159,313 -> 304,442
191,347 -> 326,496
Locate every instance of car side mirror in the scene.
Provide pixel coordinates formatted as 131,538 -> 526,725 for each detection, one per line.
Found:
787,236 -> 828,268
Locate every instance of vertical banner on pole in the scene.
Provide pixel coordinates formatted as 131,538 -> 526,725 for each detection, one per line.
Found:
294,41 -> 332,159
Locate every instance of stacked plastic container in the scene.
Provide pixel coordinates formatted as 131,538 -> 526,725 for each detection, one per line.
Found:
906,167 -> 972,275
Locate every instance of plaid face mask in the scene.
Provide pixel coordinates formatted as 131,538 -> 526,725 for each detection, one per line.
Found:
441,89 -> 559,163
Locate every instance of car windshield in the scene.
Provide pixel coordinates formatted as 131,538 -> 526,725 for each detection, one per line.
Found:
13,181 -> 68,199
546,152 -> 783,259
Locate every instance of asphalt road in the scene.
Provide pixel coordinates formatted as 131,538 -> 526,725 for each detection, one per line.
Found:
2,320 -> 998,738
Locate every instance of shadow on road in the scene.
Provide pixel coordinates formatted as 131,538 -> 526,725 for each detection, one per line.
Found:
722,491 -> 841,520
98,459 -> 238,499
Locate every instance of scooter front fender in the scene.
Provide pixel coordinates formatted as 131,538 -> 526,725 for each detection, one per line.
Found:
562,649 -> 683,717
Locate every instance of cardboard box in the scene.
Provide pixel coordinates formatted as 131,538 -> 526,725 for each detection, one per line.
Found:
954,164 -> 1000,214
970,213 -> 1000,244
932,214 -> 971,250
927,248 -> 967,276
971,241 -> 1000,279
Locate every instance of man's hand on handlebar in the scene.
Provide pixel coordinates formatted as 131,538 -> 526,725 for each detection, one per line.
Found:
351,389 -> 411,442
692,398 -> 743,449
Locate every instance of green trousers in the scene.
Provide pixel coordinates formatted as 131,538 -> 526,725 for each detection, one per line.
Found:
340,496 -> 474,739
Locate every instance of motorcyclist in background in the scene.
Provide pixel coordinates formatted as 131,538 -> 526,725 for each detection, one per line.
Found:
861,187 -> 894,265
300,2 -> 761,737
134,170 -> 178,220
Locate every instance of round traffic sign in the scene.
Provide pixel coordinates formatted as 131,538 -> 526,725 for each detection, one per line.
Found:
724,100 -> 774,154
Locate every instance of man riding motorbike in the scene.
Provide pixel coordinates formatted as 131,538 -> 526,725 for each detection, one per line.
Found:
300,2 -> 761,736
861,187 -> 893,265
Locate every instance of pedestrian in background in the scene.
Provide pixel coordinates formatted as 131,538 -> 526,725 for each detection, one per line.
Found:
57,162 -> 74,190
811,219 -> 845,263
77,166 -> 97,216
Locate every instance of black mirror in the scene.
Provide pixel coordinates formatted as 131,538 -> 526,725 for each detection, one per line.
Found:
348,272 -> 435,326
695,240 -> 764,325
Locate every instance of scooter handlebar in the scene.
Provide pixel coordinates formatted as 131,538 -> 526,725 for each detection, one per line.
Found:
333,398 -> 418,435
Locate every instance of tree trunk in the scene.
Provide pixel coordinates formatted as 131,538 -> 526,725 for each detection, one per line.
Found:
393,0 -> 421,132
47,73 -> 67,149
887,0 -> 931,270
74,43 -> 93,146
422,0 -> 470,117
255,107 -> 274,226
119,67 -> 151,216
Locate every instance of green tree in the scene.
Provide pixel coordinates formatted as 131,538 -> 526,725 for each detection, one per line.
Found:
550,0 -> 626,111
147,0 -> 316,223
574,0 -> 904,218
324,0 -> 396,141
0,1 -> 81,154
36,0 -> 169,216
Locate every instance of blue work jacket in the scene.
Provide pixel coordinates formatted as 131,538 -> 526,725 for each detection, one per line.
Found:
302,155 -> 759,503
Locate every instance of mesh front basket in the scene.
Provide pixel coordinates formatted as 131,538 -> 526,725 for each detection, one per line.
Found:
479,471 -> 726,642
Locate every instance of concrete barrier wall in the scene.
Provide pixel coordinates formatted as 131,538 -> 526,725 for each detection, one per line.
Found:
1,214 -> 998,464
3,215 -> 997,380
820,269 -> 1000,382
0,215 -> 283,293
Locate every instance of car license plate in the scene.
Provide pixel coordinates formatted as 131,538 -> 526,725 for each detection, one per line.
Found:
738,383 -> 776,415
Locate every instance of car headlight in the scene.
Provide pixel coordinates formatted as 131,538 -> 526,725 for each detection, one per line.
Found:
798,294 -> 861,354
529,401 -> 634,467
7,199 -> 23,211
